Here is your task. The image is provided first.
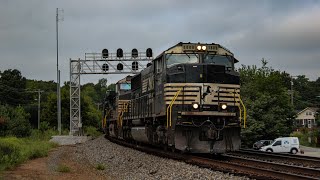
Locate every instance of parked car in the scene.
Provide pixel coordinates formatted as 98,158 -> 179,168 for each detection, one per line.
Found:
253,140 -> 273,150
260,137 -> 300,154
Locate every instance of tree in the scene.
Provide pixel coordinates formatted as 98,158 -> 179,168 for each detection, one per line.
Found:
0,69 -> 27,105
239,60 -> 295,147
3,106 -> 31,137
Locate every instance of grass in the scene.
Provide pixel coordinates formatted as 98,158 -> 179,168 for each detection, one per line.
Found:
85,126 -> 102,139
95,163 -> 105,170
56,164 -> 71,173
0,130 -> 58,172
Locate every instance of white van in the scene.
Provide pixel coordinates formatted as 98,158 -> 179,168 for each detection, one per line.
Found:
260,137 -> 300,154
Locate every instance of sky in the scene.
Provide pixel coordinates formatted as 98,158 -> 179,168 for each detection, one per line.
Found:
0,0 -> 319,85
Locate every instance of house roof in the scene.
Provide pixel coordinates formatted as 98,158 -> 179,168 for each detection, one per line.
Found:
296,107 -> 319,116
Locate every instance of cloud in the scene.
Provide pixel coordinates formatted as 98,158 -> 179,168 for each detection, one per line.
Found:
0,0 -> 319,85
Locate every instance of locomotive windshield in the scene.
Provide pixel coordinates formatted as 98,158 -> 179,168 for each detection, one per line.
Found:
204,55 -> 233,69
166,54 -> 199,68
120,83 -> 131,90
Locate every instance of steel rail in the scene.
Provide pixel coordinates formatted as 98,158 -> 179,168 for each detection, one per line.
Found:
105,136 -> 318,180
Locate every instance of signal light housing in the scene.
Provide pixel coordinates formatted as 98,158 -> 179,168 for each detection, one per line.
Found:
102,63 -> 109,71
117,48 -> 123,58
102,49 -> 108,59
146,48 -> 153,57
132,48 -> 138,58
117,63 -> 123,70
132,61 -> 138,71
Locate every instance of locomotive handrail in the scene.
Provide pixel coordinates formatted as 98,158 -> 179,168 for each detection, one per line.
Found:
166,87 -> 183,128
237,92 -> 247,128
230,92 -> 247,128
102,109 -> 112,128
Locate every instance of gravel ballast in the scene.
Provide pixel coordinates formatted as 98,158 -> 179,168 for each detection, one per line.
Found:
75,136 -> 249,180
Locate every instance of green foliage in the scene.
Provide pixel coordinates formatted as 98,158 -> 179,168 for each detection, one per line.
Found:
292,76 -> 320,110
290,129 -> 319,147
0,136 -> 57,171
0,69 -> 27,106
95,163 -> 105,170
239,60 -> 295,147
29,129 -> 58,141
56,164 -> 71,173
0,105 -> 32,137
6,106 -> 32,137
85,126 -> 102,138
81,95 -> 101,127
41,92 -> 57,128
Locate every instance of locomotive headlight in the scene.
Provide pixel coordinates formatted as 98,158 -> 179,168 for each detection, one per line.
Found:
192,103 -> 199,109
221,104 -> 227,110
197,45 -> 202,50
201,46 -> 206,50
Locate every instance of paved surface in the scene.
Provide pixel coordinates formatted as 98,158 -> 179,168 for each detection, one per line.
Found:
299,146 -> 320,157
50,136 -> 90,145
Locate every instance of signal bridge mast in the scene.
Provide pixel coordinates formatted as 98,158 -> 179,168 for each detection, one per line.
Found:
70,48 -> 153,135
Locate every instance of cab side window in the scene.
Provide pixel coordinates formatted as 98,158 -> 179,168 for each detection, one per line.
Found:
156,57 -> 165,74
273,140 -> 281,146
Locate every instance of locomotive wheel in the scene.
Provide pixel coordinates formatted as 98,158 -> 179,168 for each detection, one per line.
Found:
163,145 -> 168,151
170,146 -> 176,153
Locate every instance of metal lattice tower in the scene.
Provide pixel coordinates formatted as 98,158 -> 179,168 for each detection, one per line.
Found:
70,51 -> 152,135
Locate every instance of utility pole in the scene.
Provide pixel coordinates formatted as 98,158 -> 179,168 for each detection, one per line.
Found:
37,89 -> 43,129
291,76 -> 294,106
27,89 -> 44,129
56,8 -> 63,135
291,76 -> 298,107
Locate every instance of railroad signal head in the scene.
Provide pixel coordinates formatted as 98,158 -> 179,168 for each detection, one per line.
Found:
102,49 -> 108,59
146,48 -> 153,57
102,63 -> 109,71
117,48 -> 123,58
132,48 -> 138,58
132,61 -> 138,71
117,63 -> 123,70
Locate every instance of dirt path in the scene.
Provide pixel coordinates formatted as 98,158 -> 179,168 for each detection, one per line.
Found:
1,145 -> 111,180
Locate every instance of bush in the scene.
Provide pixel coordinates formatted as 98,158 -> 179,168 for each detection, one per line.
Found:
96,163 -> 105,170
85,126 -> 102,139
30,129 -> 57,141
290,130 -> 310,146
56,164 -> 71,172
0,135 -> 57,171
5,106 -> 32,137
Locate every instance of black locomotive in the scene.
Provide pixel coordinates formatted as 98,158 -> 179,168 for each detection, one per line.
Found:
102,42 -> 246,153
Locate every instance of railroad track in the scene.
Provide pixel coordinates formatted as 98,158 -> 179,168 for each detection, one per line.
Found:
228,149 -> 320,168
105,136 -> 320,180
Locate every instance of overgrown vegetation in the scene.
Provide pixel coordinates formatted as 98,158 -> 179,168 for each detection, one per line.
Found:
0,69 -> 113,172
85,126 -> 102,139
95,163 -> 105,170
0,134 -> 58,171
291,128 -> 320,147
56,164 -> 71,173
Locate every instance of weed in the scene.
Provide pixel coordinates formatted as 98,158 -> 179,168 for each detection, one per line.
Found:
96,163 -> 105,170
85,126 -> 102,139
56,164 -> 71,173
0,130 -> 58,172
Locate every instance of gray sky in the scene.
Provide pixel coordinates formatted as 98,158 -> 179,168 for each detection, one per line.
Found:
1,0 -> 319,85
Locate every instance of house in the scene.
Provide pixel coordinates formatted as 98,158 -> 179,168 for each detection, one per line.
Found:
295,107 -> 319,128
